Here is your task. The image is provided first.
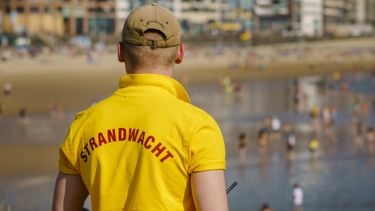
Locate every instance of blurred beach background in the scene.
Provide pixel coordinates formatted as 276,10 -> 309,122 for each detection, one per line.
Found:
1,0 -> 375,210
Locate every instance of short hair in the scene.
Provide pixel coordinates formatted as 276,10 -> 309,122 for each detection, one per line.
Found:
123,30 -> 178,70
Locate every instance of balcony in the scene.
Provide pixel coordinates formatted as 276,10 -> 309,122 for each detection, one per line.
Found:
256,0 -> 273,6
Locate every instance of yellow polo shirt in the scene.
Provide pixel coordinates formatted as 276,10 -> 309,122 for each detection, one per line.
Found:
59,74 -> 226,211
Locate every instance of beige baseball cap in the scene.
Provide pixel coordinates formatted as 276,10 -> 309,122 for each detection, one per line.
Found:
122,3 -> 181,49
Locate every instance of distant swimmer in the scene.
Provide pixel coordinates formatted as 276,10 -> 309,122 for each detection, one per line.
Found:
271,116 -> 282,141
271,116 -> 281,132
259,202 -> 273,211
0,102 -> 3,117
3,81 -> 13,96
366,127 -> 375,143
287,133 -> 296,152
17,107 -> 30,128
309,138 -> 320,152
366,127 -> 375,155
293,183 -> 304,211
258,127 -> 269,156
309,138 -> 320,160
258,117 -> 272,155
238,132 -> 247,166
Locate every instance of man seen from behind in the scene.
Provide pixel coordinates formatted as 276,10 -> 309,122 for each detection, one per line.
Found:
52,3 -> 228,211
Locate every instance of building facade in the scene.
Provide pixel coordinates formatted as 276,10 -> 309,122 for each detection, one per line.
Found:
0,0 -> 241,37
364,0 -> 375,25
323,0 -> 355,35
289,0 -> 374,37
0,0 -> 120,37
1,0 -> 373,39
323,0 -> 374,36
0,0 -> 65,36
292,0 -> 323,37
252,0 -> 290,35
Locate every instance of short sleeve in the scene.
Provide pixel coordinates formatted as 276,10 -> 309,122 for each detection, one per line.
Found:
58,127 -> 79,174
188,117 -> 226,173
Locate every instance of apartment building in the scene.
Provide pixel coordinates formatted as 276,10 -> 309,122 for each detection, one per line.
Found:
323,0 -> 355,23
221,0 -> 252,30
0,0 -> 65,36
290,0 -> 323,37
323,0 -> 374,36
1,0 -> 373,39
289,0 -> 375,37
323,0 -> 354,35
0,0 -> 240,37
0,0 -> 120,37
252,0 -> 290,34
365,0 -> 375,25
358,0 -> 375,25
355,0 -> 375,35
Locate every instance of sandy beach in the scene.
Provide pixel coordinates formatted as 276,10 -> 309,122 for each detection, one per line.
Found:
0,144 -> 58,177
0,37 -> 374,115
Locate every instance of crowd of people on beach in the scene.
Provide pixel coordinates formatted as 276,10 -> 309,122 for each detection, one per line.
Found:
0,35 -> 110,66
184,39 -> 375,74
1,35 -> 374,75
234,71 -> 374,210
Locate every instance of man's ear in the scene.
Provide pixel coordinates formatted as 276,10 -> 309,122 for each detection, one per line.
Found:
117,42 -> 125,62
175,43 -> 185,64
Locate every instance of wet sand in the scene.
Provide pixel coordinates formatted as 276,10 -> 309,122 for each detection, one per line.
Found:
0,144 -> 58,177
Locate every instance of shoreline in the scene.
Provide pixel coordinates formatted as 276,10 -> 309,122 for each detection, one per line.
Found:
0,37 -> 374,115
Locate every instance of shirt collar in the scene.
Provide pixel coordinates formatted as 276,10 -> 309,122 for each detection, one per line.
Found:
118,74 -> 191,103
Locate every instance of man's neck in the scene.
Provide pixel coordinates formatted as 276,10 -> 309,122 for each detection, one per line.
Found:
127,66 -> 173,77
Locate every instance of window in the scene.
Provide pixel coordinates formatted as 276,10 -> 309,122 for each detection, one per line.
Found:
5,7 -> 11,14
16,7 -> 25,13
30,7 -> 39,13
89,18 -> 115,34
